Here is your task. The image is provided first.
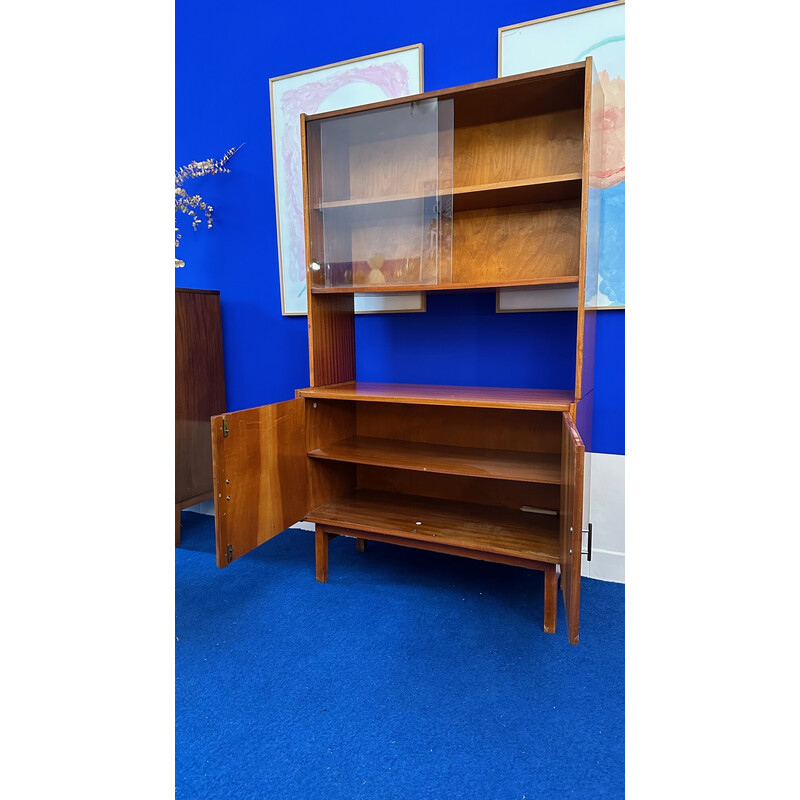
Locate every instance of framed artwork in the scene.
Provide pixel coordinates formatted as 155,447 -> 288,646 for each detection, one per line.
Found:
270,44 -> 425,315
497,1 -> 625,311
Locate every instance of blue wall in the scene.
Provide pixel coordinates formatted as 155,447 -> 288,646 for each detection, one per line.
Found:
175,0 -> 624,455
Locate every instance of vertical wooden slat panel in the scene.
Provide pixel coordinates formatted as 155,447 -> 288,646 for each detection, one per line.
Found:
175,289 -> 226,503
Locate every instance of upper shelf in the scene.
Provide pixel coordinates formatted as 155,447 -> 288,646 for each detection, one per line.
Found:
313,173 -> 582,213
298,382 -> 574,411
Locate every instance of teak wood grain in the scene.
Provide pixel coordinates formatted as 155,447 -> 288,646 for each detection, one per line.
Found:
304,61 -> 586,125
453,109 -> 583,187
309,435 -> 562,484
310,275 -> 579,294
305,399 -> 357,510
212,59 -> 601,643
453,174 -> 582,212
175,288 -> 226,545
355,402 -> 562,454
298,382 -> 575,410
356,466 -> 559,515
559,412 -> 585,645
302,113 -> 357,385
452,200 -> 580,285
211,399 -> 308,568
305,489 -> 561,563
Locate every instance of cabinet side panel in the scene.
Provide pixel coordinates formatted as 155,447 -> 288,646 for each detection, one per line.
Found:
575,391 -> 593,454
176,290 -> 226,503
306,399 -> 357,508
576,58 -> 605,399
303,116 -> 356,383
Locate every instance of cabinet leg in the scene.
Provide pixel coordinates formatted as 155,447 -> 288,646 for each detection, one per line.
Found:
543,564 -> 557,634
315,526 -> 330,583
356,537 -> 367,552
175,505 -> 181,547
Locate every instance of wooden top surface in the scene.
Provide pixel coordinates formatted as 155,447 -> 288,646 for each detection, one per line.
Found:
304,60 -> 586,123
306,489 -> 560,563
299,382 -> 574,410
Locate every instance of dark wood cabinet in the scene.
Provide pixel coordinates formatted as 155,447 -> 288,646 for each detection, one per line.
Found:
212,60 -> 602,643
175,288 -> 226,545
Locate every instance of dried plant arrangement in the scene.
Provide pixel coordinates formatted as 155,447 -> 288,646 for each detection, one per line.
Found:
175,144 -> 242,267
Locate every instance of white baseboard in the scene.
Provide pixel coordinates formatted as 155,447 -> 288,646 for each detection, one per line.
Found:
186,453 -> 626,585
582,547 -> 625,583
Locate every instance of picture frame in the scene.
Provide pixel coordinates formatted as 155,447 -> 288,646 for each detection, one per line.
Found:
497,1 -> 625,312
270,44 -> 425,315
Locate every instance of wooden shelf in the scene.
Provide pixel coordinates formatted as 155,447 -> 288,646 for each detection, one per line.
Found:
314,191 -> 435,211
306,489 -> 560,563
310,275 -> 579,294
299,382 -> 575,411
308,435 -> 562,484
313,174 -> 581,213
453,173 -> 582,212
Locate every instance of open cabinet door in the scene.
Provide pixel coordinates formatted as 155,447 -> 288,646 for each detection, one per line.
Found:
211,398 -> 309,568
560,412 -> 585,644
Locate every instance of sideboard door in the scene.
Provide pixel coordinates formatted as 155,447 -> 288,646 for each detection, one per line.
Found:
211,398 -> 308,568
560,412 -> 586,645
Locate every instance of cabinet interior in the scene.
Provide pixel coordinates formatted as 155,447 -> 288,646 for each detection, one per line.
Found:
306,63 -> 587,292
304,398 -> 564,562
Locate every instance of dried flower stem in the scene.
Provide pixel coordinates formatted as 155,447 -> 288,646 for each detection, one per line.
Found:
175,143 -> 243,267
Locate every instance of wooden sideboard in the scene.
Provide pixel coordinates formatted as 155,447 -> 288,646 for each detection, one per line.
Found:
175,288 -> 226,545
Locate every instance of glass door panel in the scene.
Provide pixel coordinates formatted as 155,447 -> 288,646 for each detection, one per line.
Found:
308,97 -> 452,289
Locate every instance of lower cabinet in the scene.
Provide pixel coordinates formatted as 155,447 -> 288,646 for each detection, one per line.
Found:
211,385 -> 585,644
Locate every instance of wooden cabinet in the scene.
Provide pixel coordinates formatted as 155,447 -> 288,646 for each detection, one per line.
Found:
213,60 -> 603,643
176,288 -> 226,545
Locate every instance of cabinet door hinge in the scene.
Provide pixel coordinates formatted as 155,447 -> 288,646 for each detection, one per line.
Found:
227,544 -> 233,564
222,417 -> 229,437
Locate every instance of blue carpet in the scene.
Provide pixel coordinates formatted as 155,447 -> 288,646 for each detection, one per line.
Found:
176,511 -> 624,798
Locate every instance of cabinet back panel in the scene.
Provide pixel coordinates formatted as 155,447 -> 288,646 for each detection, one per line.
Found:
357,466 -> 559,512
356,403 -> 561,453
348,133 -> 439,200
452,201 -> 580,284
453,69 -> 585,127
348,214 -> 437,285
454,110 -> 583,187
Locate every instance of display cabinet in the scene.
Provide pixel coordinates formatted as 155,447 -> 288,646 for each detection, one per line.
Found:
212,59 -> 603,643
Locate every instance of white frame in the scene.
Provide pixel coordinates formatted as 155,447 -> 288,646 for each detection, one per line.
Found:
497,1 -> 625,312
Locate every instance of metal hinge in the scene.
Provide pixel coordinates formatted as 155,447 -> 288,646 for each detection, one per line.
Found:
227,544 -> 233,564
222,417 -> 229,437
